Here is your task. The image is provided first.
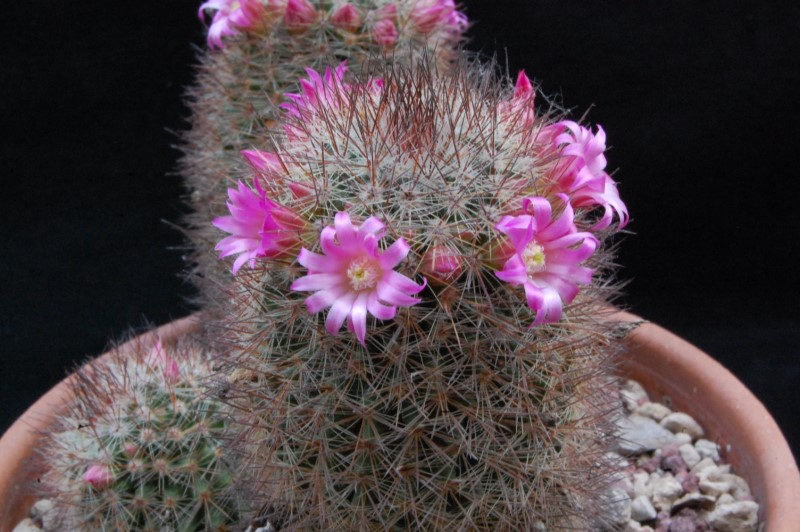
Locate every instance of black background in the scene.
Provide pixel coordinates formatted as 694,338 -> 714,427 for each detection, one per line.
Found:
2,1 -> 798,464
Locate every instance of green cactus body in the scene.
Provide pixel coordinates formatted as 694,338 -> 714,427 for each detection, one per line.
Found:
183,0 -> 467,302
39,336 -> 239,531
218,60 -> 626,530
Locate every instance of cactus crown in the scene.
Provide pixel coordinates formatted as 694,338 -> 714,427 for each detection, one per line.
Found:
216,57 -> 627,529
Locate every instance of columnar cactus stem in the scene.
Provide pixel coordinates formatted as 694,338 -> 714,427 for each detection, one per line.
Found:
213,58 -> 629,529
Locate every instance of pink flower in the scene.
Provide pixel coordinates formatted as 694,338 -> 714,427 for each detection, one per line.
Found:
284,0 -> 318,29
291,212 -> 426,346
410,0 -> 455,34
495,195 -> 598,326
282,62 -> 350,119
84,464 -> 114,489
198,0 -> 265,49
372,19 -> 399,47
213,179 -> 304,273
546,121 -> 629,229
330,3 -> 361,32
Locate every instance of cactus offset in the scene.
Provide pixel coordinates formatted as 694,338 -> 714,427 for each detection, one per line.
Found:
213,59 -> 629,529
38,335 -> 239,531
183,0 -> 468,304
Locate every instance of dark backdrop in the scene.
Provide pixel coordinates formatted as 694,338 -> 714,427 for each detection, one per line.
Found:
2,1 -> 798,463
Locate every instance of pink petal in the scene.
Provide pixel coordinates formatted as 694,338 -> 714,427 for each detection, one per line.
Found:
367,291 -> 397,320
534,272 -> 580,304
304,284 -> 349,314
351,292 -> 369,345
320,226 -> 352,260
359,216 -> 385,237
333,211 -> 358,248
522,281 -> 545,313
378,238 -> 410,269
326,291 -> 357,335
290,273 -> 343,292
297,248 -> 337,272
376,280 -> 422,307
531,286 -> 563,326
385,270 -> 426,295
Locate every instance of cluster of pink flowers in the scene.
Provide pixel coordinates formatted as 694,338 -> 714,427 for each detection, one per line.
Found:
198,0 -> 468,50
213,66 -> 629,339
213,179 -> 426,345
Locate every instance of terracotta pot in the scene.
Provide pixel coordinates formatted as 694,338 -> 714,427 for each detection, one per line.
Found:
0,313 -> 797,531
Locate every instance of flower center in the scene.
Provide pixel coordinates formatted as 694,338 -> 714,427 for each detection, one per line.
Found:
522,241 -> 546,276
347,257 -> 381,291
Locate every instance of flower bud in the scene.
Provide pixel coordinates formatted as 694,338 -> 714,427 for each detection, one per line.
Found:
372,19 -> 398,47
83,464 -> 114,489
421,245 -> 463,284
331,3 -> 361,32
410,0 -> 452,34
284,0 -> 318,30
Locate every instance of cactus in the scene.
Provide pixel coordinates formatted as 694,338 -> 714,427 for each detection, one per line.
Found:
183,0 -> 468,304
37,333 -> 239,531
211,57 -> 629,529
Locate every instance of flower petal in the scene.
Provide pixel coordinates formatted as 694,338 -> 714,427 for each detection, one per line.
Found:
351,292 -> 369,345
367,291 -> 397,320
326,291 -> 357,336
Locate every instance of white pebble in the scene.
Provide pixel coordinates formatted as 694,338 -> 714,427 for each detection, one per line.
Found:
674,432 -> 693,445
659,412 -> 704,440
702,464 -> 731,481
621,380 -> 650,411
630,495 -> 657,522
12,519 -> 41,532
632,471 -> 651,498
720,473 -> 752,500
625,521 -> 655,532
699,478 -> 732,497
679,442 -> 701,468
603,488 -> 632,525
30,499 -> 56,531
634,401 -> 672,422
695,438 -> 721,461
707,500 -> 759,531
690,457 -> 717,475
651,473 -> 684,511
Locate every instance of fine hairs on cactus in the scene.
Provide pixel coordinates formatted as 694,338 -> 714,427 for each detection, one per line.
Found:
212,56 -> 629,529
183,0 -> 468,303
38,333 -> 239,531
